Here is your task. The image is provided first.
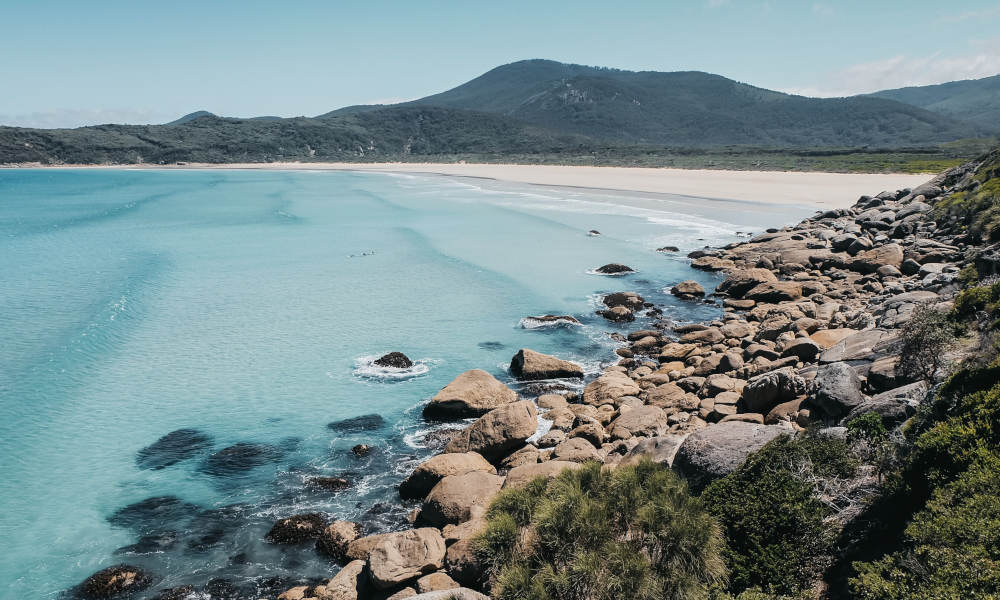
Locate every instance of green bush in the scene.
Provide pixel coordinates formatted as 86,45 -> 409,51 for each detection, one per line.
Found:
474,460 -> 727,600
701,435 -> 853,595
847,412 -> 888,444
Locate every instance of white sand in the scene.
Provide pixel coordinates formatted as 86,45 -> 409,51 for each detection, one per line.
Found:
17,162 -> 933,209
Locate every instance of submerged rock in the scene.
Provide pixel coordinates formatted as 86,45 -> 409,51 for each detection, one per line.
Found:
107,496 -> 200,533
135,428 -> 212,470
509,348 -> 584,380
594,263 -> 635,274
266,513 -> 327,544
374,352 -> 414,369
352,444 -> 373,457
78,564 -> 153,599
657,246 -> 680,252
306,476 -> 351,492
328,414 -> 385,432
201,443 -> 283,477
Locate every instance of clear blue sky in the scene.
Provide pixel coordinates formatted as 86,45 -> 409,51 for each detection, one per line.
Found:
3,0 -> 1000,127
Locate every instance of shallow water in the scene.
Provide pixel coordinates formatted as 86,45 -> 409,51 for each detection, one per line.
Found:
0,168 -> 809,598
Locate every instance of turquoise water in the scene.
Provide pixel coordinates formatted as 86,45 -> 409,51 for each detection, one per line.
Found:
0,168 -> 805,598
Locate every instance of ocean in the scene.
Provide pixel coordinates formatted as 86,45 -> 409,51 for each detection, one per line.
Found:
0,168 -> 809,598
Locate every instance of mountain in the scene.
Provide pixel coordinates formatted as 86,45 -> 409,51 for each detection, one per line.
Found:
869,74 -> 1000,131
2,59 -> 994,167
325,59 -> 983,147
166,110 -> 215,125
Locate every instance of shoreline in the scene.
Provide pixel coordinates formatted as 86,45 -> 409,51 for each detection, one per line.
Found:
4,161 -> 934,209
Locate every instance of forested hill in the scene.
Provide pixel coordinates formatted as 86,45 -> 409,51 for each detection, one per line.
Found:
1,59 -> 996,167
868,73 -> 1000,131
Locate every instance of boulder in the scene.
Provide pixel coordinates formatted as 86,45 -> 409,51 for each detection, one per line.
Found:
717,268 -> 778,298
819,329 -> 899,363
809,328 -> 856,349
719,321 -> 754,339
423,370 -> 518,419
374,352 -> 413,369
416,572 -> 461,594
502,461 -> 582,488
671,280 -> 706,299
328,414 -> 385,433
444,400 -> 539,462
368,528 -> 447,589
845,381 -> 927,427
266,513 -> 327,544
537,394 -> 568,410
781,338 -> 821,362
345,532 -> 394,562
352,444 -> 373,457
601,306 -> 635,322
680,327 -> 725,344
419,471 -> 504,527
608,405 -> 668,440
314,559 -> 368,600
399,452 -> 496,500
445,540 -> 485,588
595,263 -> 635,274
851,243 -> 904,273
78,565 -> 153,599
582,371 -> 640,406
602,291 -> 645,309
509,349 -> 583,380
812,361 -> 865,418
621,434 -> 688,467
672,422 -> 788,490
551,437 -> 602,462
316,521 -> 362,559
745,282 -> 803,303
740,367 -> 807,413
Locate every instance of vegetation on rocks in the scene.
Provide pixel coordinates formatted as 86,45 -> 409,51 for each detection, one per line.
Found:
474,460 -> 727,600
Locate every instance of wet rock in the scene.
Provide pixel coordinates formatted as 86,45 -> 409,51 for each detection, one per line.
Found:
657,246 -> 680,252
812,361 -> 865,419
374,352 -> 414,369
444,400 -> 538,462
601,305 -> 635,322
671,280 -> 705,299
595,263 -> 635,274
602,291 -> 645,309
740,367 -> 807,413
78,564 -> 153,599
328,414 -> 385,432
419,471 -> 504,527
316,520 -> 362,559
307,476 -> 351,492
266,513 -> 327,544
201,443 -> 283,477
107,496 -> 200,533
114,532 -> 179,556
351,444 -> 373,457
399,452 -> 496,500
423,369 -> 518,420
673,421 -> 789,491
368,528 -> 447,589
150,586 -> 196,600
136,428 -> 213,470
526,314 -> 580,324
509,348 -> 583,380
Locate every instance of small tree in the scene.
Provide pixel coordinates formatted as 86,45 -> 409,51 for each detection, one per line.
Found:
897,305 -> 958,383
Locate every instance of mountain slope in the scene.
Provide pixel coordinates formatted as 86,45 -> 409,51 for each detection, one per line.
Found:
326,59 -> 983,147
0,107 -> 589,164
869,74 -> 1000,131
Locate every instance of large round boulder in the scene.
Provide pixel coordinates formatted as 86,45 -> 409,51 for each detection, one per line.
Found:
672,421 -> 788,490
670,280 -> 705,299
444,400 -> 538,462
399,452 -> 496,500
423,370 -> 517,420
582,371 -> 640,406
812,361 -> 865,418
419,471 -> 504,527
501,460 -> 582,489
740,367 -> 806,413
608,405 -> 668,440
509,348 -> 583,380
717,268 -> 778,298
368,528 -> 447,589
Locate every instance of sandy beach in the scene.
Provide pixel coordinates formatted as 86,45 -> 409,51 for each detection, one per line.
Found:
16,162 -> 934,209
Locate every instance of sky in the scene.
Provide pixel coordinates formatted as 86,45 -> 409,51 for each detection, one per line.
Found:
2,0 -> 1000,128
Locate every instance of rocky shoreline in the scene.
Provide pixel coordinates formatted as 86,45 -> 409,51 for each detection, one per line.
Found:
78,155 -> 997,600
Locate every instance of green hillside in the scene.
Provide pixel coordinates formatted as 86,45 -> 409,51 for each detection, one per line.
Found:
869,74 -> 1000,131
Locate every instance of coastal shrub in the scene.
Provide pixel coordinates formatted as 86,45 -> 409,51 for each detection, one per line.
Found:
701,435 -> 852,595
897,306 -> 958,382
847,413 -> 887,444
474,459 -> 727,600
932,177 -> 1000,242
